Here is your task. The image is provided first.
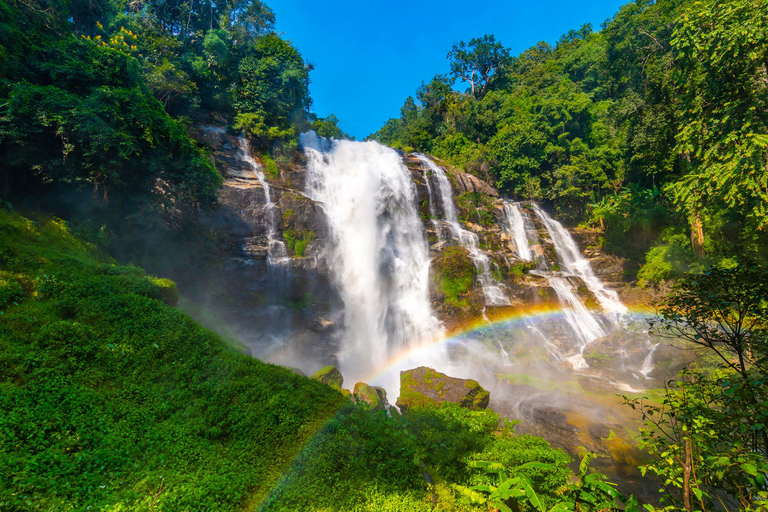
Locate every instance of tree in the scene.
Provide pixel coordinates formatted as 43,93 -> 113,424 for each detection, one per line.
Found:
447,34 -> 510,98
670,0 -> 768,230
626,262 -> 768,511
651,262 -> 768,378
233,34 -> 311,150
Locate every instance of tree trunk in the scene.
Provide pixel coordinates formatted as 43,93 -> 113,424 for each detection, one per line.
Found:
683,437 -> 693,512
690,211 -> 705,259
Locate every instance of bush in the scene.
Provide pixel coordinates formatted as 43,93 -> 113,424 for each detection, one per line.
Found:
637,228 -> 696,287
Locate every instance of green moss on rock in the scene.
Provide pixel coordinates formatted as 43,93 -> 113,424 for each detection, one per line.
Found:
396,366 -> 489,411
353,382 -> 387,411
311,365 -> 344,390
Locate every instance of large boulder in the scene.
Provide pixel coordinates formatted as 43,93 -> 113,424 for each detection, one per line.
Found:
396,366 -> 490,411
353,382 -> 388,411
311,365 -> 343,390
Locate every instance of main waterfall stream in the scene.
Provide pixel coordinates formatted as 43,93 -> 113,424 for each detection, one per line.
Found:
301,133 -> 445,395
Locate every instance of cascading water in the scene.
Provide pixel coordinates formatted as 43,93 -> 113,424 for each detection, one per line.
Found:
301,133 -> 444,395
416,155 -> 509,306
547,277 -> 606,368
639,343 -> 660,379
532,204 -> 627,321
237,136 -> 288,263
501,201 -> 625,367
502,202 -> 533,261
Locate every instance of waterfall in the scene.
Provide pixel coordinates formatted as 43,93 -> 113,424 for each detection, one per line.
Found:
415,154 -> 509,306
502,202 -> 533,261
301,133 -> 443,391
503,202 -> 627,367
547,277 -> 605,368
532,204 -> 627,320
237,136 -> 288,263
639,343 -> 660,379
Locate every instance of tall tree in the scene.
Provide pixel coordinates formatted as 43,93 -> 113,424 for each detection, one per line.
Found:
447,34 -> 510,99
670,0 -> 768,230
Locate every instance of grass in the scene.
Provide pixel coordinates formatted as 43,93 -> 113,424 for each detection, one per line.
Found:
0,208 -> 345,511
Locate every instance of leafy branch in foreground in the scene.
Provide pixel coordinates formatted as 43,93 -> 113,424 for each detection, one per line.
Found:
454,452 -> 625,512
625,261 -> 768,511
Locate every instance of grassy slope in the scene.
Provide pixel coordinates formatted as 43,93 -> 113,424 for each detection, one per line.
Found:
0,209 -> 345,511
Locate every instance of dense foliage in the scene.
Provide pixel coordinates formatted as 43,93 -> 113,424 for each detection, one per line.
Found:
0,207 -> 634,511
373,0 -> 768,278
0,0 -> 346,241
626,262 -> 768,511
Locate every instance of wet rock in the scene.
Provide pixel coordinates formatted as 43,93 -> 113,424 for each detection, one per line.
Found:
396,366 -> 490,411
588,423 -> 613,440
311,365 -> 344,390
353,382 -> 388,411
453,169 -> 498,197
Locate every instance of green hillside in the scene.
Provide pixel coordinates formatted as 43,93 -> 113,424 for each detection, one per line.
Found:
0,208 -> 345,510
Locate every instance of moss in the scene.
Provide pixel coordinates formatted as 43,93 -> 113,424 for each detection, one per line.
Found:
262,153 -> 279,180
432,246 -> 476,308
584,350 -> 612,368
311,365 -> 344,390
283,228 -> 315,257
455,191 -> 496,226
510,260 -> 536,279
148,277 -> 178,306
353,382 -> 384,410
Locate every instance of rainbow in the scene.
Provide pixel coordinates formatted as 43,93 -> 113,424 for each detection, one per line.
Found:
359,303 -> 658,387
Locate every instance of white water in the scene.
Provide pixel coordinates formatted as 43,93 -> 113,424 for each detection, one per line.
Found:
416,155 -> 509,306
532,204 -> 627,321
548,277 -> 605,368
502,202 -> 533,261
505,203 -> 628,367
237,136 -> 288,263
640,343 -> 660,379
301,133 -> 444,396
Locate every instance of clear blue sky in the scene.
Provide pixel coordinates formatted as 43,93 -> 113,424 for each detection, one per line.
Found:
268,0 -> 629,139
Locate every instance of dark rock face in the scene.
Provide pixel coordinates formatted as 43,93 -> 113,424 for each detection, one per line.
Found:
396,366 -> 490,411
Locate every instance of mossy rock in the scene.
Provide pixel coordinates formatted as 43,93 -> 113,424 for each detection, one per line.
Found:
311,365 -> 343,390
353,382 -> 387,411
149,277 -> 179,307
396,366 -> 489,411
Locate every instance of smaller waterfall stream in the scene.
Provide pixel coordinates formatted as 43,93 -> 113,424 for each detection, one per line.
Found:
532,204 -> 627,321
502,202 -> 533,261
501,202 -> 627,367
416,155 -> 509,306
237,136 -> 288,263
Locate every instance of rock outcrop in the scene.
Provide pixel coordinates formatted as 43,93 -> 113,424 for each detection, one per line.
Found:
353,382 -> 388,411
396,366 -> 490,411
311,365 -> 344,390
